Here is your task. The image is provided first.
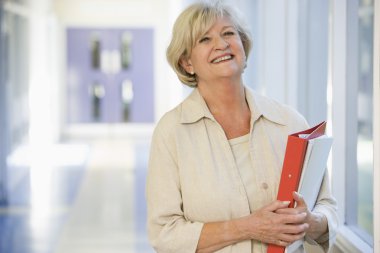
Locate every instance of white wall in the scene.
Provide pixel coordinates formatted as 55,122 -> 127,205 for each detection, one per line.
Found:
247,0 -> 329,125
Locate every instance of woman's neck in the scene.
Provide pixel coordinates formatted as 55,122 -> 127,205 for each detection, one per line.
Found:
197,78 -> 247,115
197,78 -> 251,139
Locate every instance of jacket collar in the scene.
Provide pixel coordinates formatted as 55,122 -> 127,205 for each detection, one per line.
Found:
180,88 -> 215,124
180,86 -> 286,126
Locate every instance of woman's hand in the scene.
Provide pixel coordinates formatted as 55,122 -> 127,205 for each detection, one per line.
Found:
237,199 -> 309,247
196,193 -> 328,253
275,192 -> 328,240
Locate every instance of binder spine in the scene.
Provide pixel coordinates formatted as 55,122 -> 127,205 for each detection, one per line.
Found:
267,136 -> 308,253
276,136 -> 308,207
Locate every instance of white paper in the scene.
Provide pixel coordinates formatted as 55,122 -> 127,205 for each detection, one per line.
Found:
298,135 -> 333,209
286,135 -> 333,252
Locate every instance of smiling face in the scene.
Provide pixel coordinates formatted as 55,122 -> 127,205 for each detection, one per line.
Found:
180,17 -> 247,85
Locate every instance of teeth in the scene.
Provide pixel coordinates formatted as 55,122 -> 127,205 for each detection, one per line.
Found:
212,55 -> 232,63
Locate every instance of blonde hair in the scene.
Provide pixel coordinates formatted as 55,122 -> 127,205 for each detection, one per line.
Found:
166,1 -> 252,87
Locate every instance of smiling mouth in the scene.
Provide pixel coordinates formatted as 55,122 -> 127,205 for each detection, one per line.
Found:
212,55 -> 233,63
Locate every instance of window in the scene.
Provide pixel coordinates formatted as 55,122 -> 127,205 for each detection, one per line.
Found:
355,0 -> 374,242
330,0 -> 377,251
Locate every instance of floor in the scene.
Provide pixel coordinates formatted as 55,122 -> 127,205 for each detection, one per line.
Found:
0,135 -> 154,253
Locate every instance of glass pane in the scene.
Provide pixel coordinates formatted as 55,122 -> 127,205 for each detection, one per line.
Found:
121,32 -> 133,69
121,79 -> 134,122
90,33 -> 101,69
357,0 -> 374,238
91,81 -> 105,121
5,11 -> 29,153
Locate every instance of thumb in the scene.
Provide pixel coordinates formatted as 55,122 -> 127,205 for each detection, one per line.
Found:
293,191 -> 306,207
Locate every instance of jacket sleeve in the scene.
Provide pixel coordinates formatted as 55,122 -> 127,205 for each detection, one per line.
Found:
146,125 -> 204,253
305,170 -> 339,252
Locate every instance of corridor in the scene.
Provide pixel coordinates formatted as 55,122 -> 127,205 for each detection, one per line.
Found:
0,135 -> 154,253
1,0 -> 379,252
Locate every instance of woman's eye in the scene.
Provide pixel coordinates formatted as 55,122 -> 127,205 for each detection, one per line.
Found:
224,31 -> 235,36
199,37 -> 210,43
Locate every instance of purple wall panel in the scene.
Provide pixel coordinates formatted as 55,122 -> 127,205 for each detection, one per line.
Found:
123,29 -> 154,123
66,28 -> 154,123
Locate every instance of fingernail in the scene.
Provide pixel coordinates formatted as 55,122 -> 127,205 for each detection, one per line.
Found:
282,201 -> 290,206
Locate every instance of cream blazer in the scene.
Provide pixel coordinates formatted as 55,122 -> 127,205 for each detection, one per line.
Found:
146,87 -> 338,253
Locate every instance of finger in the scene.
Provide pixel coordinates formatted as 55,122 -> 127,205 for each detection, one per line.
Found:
278,212 -> 308,224
263,200 -> 290,212
280,223 -> 309,234
276,206 -> 308,215
275,207 -> 300,215
272,239 -> 290,247
278,230 -> 307,243
293,191 -> 307,208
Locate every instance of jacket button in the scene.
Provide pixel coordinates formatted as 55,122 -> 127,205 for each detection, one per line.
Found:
262,182 -> 268,189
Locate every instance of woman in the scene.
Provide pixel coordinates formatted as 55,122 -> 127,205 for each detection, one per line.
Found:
146,2 -> 338,253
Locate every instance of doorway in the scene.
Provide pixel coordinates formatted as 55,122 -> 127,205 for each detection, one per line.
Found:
66,28 -> 154,123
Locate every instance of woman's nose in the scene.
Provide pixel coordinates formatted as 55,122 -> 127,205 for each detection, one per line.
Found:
214,37 -> 229,50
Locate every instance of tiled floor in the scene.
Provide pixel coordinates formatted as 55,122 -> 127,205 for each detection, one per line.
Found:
0,136 -> 154,253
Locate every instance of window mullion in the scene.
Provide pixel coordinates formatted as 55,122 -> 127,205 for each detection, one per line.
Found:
345,0 -> 359,228
373,0 -> 380,251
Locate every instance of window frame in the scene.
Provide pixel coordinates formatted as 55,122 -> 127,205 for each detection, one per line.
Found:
373,0 -> 380,251
330,0 -> 379,251
0,3 -> 8,204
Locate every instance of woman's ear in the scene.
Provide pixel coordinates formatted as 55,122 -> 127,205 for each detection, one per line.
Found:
180,57 -> 194,75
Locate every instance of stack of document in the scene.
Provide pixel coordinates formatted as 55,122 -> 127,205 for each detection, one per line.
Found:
267,121 -> 333,253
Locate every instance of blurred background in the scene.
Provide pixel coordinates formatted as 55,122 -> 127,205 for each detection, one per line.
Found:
0,0 -> 377,252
